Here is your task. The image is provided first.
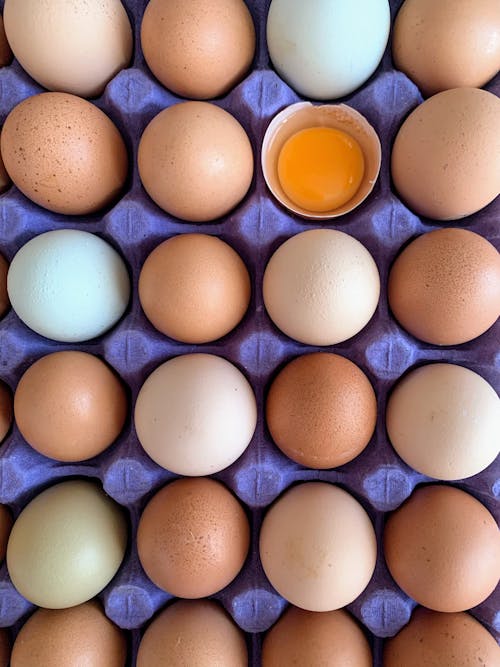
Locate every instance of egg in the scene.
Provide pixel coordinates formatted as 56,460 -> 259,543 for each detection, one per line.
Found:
137,478 -> 250,598
0,630 -> 9,667
266,352 -> 377,469
262,102 -> 381,219
138,234 -> 251,343
0,380 -> 12,444
137,600 -> 247,667
6,479 -> 127,608
0,253 -> 8,318
391,87 -> 500,220
388,229 -> 500,345
0,15 -> 12,67
267,0 -> 390,100
262,606 -> 372,666
10,601 -> 127,667
386,363 -> 500,481
0,505 -> 12,563
1,92 -> 128,215
3,0 -> 132,98
0,133 -> 10,194
141,0 -> 255,100
393,0 -> 500,96
259,482 -> 377,612
263,229 -> 380,345
383,607 -> 500,667
384,484 -> 500,612
14,351 -> 127,462
134,353 -> 257,476
7,229 -> 130,342
138,101 -> 253,222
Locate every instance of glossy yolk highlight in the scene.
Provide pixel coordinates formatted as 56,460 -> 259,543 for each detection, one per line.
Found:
277,127 -> 365,212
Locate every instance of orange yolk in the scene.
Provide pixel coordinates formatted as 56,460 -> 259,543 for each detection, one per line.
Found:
277,126 -> 365,212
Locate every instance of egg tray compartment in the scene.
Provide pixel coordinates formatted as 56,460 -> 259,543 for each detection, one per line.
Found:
0,0 -> 499,664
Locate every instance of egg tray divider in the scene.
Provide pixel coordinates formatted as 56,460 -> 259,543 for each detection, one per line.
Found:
0,0 -> 498,664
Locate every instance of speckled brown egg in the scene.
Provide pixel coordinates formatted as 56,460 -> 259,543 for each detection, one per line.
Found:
266,352 -> 377,469
14,351 -> 127,462
139,234 -> 251,343
0,505 -> 12,563
141,0 -> 255,99
0,15 -> 12,67
0,381 -> 12,444
1,92 -> 128,215
384,485 -> 500,612
388,228 -> 500,345
137,600 -> 248,667
0,630 -> 9,667
384,607 -> 500,667
391,87 -> 500,220
10,601 -> 127,667
137,477 -> 250,598
0,253 -> 8,318
138,101 -> 253,222
262,606 -> 372,667
393,0 -> 500,96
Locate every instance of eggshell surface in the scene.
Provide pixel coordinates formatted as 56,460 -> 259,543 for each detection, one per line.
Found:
10,601 -> 127,667
3,0 -> 133,98
137,600 -> 248,667
1,92 -> 128,215
384,485 -> 500,612
391,87 -> 500,220
134,353 -> 257,475
259,482 -> 377,611
137,478 -> 250,598
7,230 -> 130,342
6,480 -> 128,608
0,381 -> 12,444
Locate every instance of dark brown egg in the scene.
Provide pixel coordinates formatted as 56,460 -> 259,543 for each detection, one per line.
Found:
0,381 -> 12,444
0,504 -> 12,563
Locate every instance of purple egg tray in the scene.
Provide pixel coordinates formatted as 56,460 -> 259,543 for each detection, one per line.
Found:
0,0 -> 498,664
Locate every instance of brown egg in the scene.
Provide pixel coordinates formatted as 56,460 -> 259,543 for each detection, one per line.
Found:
138,101 -> 253,222
10,601 -> 127,667
391,87 -> 500,220
388,229 -> 500,345
137,477 -> 250,598
0,380 -> 12,444
1,92 -> 128,215
137,600 -> 248,667
139,234 -> 251,343
262,606 -> 372,667
0,132 -> 10,194
0,253 -> 8,318
141,0 -> 255,99
266,352 -> 377,469
0,630 -> 9,667
14,351 -> 127,462
0,505 -> 12,563
0,15 -> 12,67
384,485 -> 500,612
393,0 -> 500,96
384,607 -> 500,667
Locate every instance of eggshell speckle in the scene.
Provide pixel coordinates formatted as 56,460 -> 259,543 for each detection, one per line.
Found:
384,485 -> 500,612
10,601 -> 127,667
0,381 -> 12,444
1,92 -> 128,215
137,600 -> 248,667
137,478 -> 250,598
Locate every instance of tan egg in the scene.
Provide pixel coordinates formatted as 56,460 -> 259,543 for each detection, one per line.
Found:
391,87 -> 500,220
138,234 -> 250,343
141,0 -> 255,99
262,606 -> 372,667
393,0 -> 500,96
0,380 -> 12,444
137,600 -> 247,667
386,363 -> 500,481
0,505 -> 12,563
0,253 -> 8,318
3,0 -> 132,98
1,92 -> 128,215
14,351 -> 127,462
0,630 -> 9,667
10,601 -> 127,667
384,607 -> 500,667
6,480 -> 128,608
259,482 -> 377,612
0,130 -> 11,194
266,353 -> 377,469
137,478 -> 250,598
0,15 -> 12,67
138,101 -> 253,222
388,229 -> 500,345
384,485 -> 500,612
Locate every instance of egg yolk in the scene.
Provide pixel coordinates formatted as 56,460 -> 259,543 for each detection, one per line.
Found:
277,127 -> 365,212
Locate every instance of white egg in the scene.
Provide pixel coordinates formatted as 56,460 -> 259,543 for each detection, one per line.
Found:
7,230 -> 130,343
267,0 -> 391,100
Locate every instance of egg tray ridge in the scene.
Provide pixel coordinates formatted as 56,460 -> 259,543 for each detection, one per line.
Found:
0,0 -> 498,664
